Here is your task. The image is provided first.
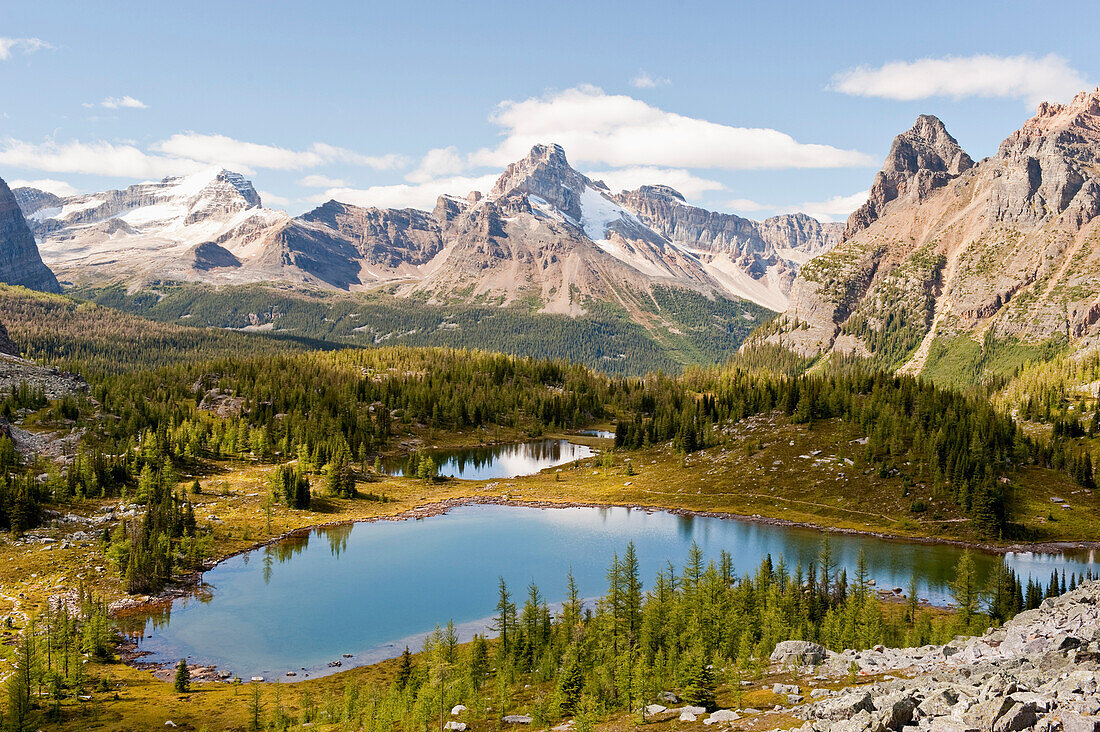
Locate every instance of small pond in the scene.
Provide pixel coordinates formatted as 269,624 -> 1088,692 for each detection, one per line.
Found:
381,438 -> 594,480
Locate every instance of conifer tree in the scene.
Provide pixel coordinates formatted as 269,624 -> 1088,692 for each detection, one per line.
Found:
174,658 -> 190,693
682,651 -> 717,711
396,646 -> 414,689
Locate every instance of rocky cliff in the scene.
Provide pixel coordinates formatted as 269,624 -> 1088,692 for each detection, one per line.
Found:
843,115 -> 974,240
0,320 -> 18,357
762,88 -> 1100,379
616,185 -> 841,310
0,176 -> 61,292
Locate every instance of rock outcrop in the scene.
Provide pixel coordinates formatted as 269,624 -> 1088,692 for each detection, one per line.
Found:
0,176 -> 61,292
992,89 -> 1100,228
0,320 -> 18,357
786,581 -> 1100,732
843,115 -> 973,241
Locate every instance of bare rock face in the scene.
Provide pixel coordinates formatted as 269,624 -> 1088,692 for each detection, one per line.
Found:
843,115 -> 974,240
490,143 -> 591,223
0,176 -> 61,292
991,87 -> 1100,227
0,320 -> 18,357
617,185 -> 841,310
11,186 -> 61,217
757,213 -> 843,261
297,200 -> 443,268
190,242 -> 242,271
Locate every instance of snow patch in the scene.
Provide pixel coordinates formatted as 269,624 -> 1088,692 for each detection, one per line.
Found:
579,185 -> 627,241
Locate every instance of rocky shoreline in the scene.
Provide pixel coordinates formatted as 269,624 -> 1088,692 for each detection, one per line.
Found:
775,580 -> 1100,731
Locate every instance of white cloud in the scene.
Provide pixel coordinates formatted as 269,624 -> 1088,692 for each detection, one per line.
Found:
468,85 -> 872,171
0,137 -> 203,178
152,133 -> 408,173
630,71 -> 670,89
583,166 -> 724,199
6,178 -> 78,196
298,174 -> 346,188
725,198 -> 770,213
256,190 -> 291,207
1,132 -> 408,180
831,54 -> 1090,107
100,96 -> 148,109
406,146 -> 469,184
782,190 -> 869,222
316,174 -> 499,211
0,37 -> 51,61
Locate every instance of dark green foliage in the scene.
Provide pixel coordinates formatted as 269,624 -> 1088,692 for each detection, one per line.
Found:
174,658 -> 190,693
681,652 -> 717,711
74,282 -> 775,377
103,465 -> 203,594
272,464 -> 311,509
395,646 -> 414,690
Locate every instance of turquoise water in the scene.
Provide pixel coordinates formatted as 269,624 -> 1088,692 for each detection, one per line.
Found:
123,504 -> 1098,681
381,439 -> 594,480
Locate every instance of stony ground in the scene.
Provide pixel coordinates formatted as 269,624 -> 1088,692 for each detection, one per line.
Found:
713,581 -> 1100,731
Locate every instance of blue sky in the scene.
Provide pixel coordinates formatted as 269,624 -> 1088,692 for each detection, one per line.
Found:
1,0 -> 1097,220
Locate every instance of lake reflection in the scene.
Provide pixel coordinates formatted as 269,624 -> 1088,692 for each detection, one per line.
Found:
127,505 -> 1098,681
382,439 -> 594,479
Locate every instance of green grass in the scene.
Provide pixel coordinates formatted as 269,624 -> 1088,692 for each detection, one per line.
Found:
920,332 -> 1069,390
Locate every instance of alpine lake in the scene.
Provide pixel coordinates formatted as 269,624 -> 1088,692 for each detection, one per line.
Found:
119,438 -> 1100,681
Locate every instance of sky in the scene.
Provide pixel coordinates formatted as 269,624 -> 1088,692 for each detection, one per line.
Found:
1,0 -> 1098,221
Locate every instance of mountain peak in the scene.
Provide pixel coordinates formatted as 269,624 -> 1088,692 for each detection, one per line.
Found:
168,168 -> 261,209
1027,87 -> 1100,134
490,143 -> 591,223
843,114 -> 973,240
632,184 -> 686,202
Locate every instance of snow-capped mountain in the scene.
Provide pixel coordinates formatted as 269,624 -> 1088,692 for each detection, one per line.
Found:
16,168 -> 290,285
615,185 -> 842,311
13,145 -> 840,312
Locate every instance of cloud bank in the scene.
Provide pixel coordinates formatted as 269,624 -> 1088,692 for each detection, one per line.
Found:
832,54 -> 1090,107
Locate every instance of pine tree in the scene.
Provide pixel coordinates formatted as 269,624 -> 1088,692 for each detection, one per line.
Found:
682,651 -> 717,711
469,634 -> 489,685
174,658 -> 190,693
493,577 -> 515,658
557,649 -> 584,715
396,646 -> 414,689
950,550 -> 981,630
7,622 -> 35,732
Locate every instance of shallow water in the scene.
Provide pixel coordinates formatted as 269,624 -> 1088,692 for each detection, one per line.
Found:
577,429 -> 616,439
381,439 -> 595,480
122,504 -> 1098,681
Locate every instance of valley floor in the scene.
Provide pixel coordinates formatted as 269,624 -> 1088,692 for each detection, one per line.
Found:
2,417 -> 1098,730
